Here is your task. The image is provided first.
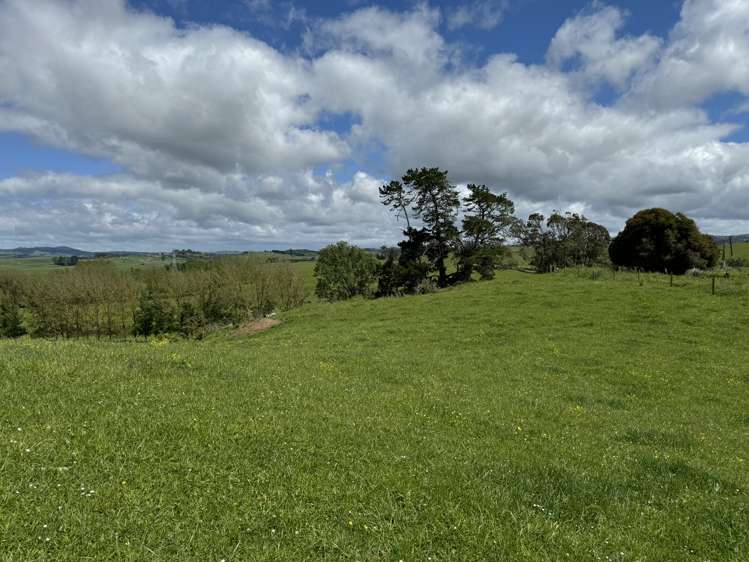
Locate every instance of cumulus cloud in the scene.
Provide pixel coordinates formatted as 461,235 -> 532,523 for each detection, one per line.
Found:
547,5 -> 661,89
628,0 -> 749,108
307,4 -> 447,71
0,171 -> 395,250
0,0 -> 346,180
1,0 -> 749,250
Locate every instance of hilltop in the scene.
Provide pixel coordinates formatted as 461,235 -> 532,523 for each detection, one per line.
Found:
713,234 -> 749,244
0,246 -> 95,257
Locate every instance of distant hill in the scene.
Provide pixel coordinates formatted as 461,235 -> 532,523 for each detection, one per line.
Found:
0,246 -> 95,258
712,234 -> 749,244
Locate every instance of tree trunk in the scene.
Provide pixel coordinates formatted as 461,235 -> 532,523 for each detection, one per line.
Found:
437,256 -> 447,288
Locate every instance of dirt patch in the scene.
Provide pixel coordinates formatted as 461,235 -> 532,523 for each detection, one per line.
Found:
233,317 -> 281,337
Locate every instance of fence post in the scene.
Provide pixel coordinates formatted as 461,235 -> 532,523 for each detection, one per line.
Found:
670,273 -> 673,287
712,277 -> 716,296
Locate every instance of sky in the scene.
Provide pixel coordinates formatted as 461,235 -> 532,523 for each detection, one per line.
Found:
1,0 -> 749,251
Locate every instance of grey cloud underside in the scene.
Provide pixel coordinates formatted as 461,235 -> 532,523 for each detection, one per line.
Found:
1,0 -> 749,250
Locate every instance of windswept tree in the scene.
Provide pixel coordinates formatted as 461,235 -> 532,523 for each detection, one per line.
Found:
379,180 -> 415,229
380,168 -> 460,288
457,185 -> 520,280
609,208 -> 719,274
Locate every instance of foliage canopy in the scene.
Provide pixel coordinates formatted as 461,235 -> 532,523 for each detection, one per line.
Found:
609,208 -> 719,274
314,241 -> 379,301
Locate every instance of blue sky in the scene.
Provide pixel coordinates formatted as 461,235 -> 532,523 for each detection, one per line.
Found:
1,0 -> 749,250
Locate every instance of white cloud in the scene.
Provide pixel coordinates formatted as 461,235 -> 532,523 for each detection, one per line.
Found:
0,171 -> 394,250
307,4 -> 447,71
547,5 -> 661,89
0,0 -> 346,181
1,0 -> 749,250
628,0 -> 749,108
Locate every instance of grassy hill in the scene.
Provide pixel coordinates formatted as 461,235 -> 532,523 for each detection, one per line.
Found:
1,270 -> 747,560
0,246 -> 95,257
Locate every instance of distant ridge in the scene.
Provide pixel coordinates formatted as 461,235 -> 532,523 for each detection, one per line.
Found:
0,246 -> 95,257
712,234 -> 749,244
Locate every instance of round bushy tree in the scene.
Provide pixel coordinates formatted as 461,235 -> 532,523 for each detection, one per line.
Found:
314,242 -> 379,301
609,208 -> 719,274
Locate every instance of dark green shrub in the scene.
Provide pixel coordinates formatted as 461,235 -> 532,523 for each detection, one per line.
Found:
376,250 -> 401,297
133,288 -> 177,337
610,208 -> 719,274
178,301 -> 204,337
726,257 -> 748,268
0,292 -> 26,338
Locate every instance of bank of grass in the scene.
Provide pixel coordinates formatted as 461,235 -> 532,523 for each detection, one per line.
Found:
1,270 -> 747,560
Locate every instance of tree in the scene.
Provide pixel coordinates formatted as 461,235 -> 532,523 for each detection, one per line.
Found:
457,184 -> 520,280
522,212 -> 610,272
314,242 -> 379,301
395,227 -> 432,293
0,291 -> 25,338
523,213 -> 556,273
609,208 -> 719,274
379,180 -> 414,228
380,168 -> 460,288
406,168 -> 461,288
52,255 -> 79,266
133,287 -> 177,337
376,249 -> 401,297
178,301 -> 204,337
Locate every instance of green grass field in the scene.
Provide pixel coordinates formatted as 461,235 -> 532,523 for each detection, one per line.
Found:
723,241 -> 749,261
0,256 -> 70,273
1,271 -> 747,560
0,255 -> 175,274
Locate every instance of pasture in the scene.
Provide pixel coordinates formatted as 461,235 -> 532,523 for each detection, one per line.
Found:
723,241 -> 749,261
0,255 -> 174,274
1,269 -> 747,560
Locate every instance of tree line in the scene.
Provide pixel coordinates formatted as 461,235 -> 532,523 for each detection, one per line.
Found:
0,258 -> 304,339
314,167 -> 721,301
315,168 -> 612,301
52,255 -> 80,266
